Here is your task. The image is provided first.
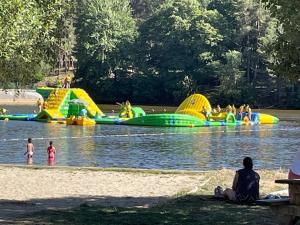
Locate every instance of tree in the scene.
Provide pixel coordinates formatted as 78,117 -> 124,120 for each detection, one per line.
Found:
263,0 -> 300,81
136,0 -> 223,104
217,50 -> 244,104
0,0 -> 66,87
75,0 -> 137,101
130,0 -> 164,22
208,0 -> 279,105
52,0 -> 76,73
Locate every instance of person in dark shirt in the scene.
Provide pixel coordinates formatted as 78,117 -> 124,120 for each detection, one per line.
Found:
223,157 -> 260,202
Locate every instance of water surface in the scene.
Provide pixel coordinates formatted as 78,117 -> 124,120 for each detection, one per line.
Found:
0,105 -> 299,170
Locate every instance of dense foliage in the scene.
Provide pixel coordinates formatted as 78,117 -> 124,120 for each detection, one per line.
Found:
263,0 -> 300,81
75,0 -> 137,102
0,0 -> 299,108
0,0 -> 67,88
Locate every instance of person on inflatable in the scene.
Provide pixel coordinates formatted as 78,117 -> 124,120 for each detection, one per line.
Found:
247,105 -> 252,121
217,105 -> 221,113
80,108 -> 88,118
239,104 -> 245,119
125,100 -> 133,118
42,101 -> 48,110
214,157 -> 260,203
118,101 -> 133,118
232,104 -> 237,116
226,105 -> 233,113
243,115 -> 250,125
202,106 -> 211,120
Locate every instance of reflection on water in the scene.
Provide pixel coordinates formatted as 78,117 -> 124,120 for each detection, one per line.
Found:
0,106 -> 300,170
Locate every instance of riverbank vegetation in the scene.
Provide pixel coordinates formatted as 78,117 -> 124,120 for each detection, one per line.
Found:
0,0 -> 299,108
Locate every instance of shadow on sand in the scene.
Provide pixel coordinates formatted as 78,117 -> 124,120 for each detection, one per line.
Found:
0,195 -> 281,225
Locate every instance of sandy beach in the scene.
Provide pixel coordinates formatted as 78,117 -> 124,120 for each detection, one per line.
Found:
0,166 -> 204,204
0,165 -> 206,221
0,89 -> 41,105
0,165 -> 288,224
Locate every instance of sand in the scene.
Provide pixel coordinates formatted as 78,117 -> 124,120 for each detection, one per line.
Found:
0,165 -> 205,221
0,89 -> 41,105
0,165 -> 288,223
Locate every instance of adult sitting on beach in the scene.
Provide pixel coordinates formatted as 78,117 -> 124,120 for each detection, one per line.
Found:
215,157 -> 260,203
288,149 -> 300,179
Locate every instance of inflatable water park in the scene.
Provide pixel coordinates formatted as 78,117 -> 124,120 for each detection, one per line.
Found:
0,87 -> 279,127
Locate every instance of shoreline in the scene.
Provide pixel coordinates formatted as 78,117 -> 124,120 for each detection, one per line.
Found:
0,163 -> 211,174
0,100 -> 36,105
0,89 -> 41,105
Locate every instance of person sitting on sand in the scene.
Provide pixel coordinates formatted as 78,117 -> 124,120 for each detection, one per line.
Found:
288,149 -> 300,179
215,157 -> 260,202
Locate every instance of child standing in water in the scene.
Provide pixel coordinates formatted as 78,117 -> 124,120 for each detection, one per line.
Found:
25,138 -> 34,158
25,138 -> 34,164
47,141 -> 56,166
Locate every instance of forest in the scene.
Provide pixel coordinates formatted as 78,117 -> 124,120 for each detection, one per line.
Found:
0,0 -> 299,108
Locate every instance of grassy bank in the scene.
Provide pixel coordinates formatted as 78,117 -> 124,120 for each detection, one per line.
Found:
7,167 -> 288,225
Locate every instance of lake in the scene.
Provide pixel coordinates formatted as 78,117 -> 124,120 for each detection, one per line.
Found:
0,105 -> 299,170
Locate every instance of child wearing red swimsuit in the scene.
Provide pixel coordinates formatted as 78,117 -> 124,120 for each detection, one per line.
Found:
47,141 -> 56,165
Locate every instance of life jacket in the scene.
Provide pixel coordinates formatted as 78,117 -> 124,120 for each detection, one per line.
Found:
243,116 -> 250,125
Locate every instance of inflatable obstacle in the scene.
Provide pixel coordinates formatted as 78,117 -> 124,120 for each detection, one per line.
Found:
0,89 -> 279,127
35,88 -> 104,122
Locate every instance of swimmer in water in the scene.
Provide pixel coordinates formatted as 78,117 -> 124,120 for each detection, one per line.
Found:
47,141 -> 56,166
25,138 -> 34,160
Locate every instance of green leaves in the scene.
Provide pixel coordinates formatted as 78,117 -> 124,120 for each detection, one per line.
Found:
263,0 -> 300,81
134,0 -> 223,102
0,0 -> 66,86
75,0 -> 137,86
0,0 -> 298,106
